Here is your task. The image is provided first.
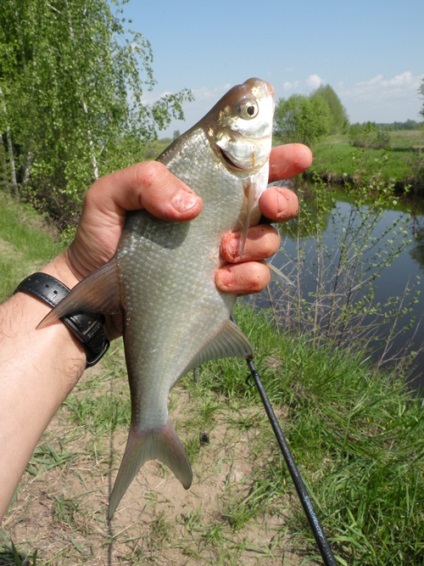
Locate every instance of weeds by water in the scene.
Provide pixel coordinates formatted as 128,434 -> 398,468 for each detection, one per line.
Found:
263,168 -> 423,376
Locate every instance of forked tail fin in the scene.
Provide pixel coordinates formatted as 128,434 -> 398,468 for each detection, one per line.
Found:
108,420 -> 192,519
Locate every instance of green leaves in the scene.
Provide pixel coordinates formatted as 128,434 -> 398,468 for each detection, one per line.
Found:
274,94 -> 332,147
0,0 -> 193,226
274,84 -> 348,147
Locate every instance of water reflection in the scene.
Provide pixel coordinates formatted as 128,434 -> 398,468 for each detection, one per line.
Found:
410,216 -> 424,269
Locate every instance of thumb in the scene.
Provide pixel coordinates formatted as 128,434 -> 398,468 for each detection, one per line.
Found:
90,161 -> 203,222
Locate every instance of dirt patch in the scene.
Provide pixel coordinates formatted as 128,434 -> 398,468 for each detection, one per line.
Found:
1,368 -> 316,565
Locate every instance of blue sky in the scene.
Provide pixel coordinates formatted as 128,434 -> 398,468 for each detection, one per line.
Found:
121,0 -> 424,136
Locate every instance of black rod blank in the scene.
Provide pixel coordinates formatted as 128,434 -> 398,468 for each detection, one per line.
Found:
245,355 -> 337,566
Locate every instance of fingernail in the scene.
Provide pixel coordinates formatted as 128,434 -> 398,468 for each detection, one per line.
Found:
223,234 -> 241,261
171,189 -> 199,213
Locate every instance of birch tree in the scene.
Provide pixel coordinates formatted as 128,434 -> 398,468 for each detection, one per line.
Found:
0,0 -> 192,224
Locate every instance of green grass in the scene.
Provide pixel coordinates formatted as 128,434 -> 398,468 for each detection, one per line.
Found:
309,130 -> 424,190
0,191 -> 423,564
0,192 -> 64,297
193,306 -> 424,564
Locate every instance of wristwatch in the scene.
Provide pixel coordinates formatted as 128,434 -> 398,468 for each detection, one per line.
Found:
14,272 -> 109,367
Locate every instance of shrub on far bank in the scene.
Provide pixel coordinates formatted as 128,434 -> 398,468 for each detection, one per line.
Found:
349,122 -> 391,149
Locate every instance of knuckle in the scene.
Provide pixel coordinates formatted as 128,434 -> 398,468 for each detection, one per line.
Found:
133,161 -> 166,190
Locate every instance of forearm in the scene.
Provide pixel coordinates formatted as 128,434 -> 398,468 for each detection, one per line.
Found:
0,253 -> 86,520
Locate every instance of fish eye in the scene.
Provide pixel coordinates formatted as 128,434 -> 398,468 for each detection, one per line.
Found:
238,99 -> 259,120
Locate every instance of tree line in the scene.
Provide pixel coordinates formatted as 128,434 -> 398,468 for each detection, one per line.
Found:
0,0 -> 192,227
275,82 -> 424,149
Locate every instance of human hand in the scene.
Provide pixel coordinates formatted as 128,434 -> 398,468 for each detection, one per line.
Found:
216,143 -> 312,293
60,142 -> 311,295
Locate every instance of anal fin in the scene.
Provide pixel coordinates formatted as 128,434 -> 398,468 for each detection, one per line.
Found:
184,319 -> 253,374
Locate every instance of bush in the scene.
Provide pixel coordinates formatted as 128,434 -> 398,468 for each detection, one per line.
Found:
349,123 -> 390,149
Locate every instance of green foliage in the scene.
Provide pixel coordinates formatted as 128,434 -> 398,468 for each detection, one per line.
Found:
310,84 -> 349,134
419,77 -> 424,119
0,0 -> 193,226
349,122 -> 391,149
274,84 -> 348,147
266,162 -> 420,376
274,94 -> 331,147
387,119 -> 423,130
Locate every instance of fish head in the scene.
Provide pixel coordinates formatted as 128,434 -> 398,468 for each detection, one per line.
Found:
200,78 -> 275,254
202,78 -> 275,173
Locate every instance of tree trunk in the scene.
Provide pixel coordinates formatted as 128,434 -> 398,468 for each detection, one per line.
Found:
0,86 -> 19,195
64,0 -> 99,180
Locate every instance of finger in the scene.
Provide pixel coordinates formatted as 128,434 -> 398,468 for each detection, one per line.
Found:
215,262 -> 271,295
86,161 -> 203,223
269,143 -> 313,182
220,224 -> 280,263
259,186 -> 299,222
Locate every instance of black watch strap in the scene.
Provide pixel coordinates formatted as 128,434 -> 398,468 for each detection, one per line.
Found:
14,272 -> 109,367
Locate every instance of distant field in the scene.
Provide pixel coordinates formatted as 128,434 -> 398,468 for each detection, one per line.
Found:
388,128 -> 424,149
112,129 -> 424,192
308,129 -> 424,189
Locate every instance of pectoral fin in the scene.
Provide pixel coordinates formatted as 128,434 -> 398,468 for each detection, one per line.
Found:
37,258 -> 120,328
265,260 -> 294,286
239,179 -> 257,257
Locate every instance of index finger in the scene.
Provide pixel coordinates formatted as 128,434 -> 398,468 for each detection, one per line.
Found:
269,143 -> 313,183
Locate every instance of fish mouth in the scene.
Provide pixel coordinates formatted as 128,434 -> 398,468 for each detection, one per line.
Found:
217,146 -> 249,172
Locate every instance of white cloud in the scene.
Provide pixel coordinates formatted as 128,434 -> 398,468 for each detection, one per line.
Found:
306,74 -> 324,90
345,71 -> 422,102
339,71 -> 424,122
283,80 -> 299,91
281,74 -> 324,94
357,71 -> 416,90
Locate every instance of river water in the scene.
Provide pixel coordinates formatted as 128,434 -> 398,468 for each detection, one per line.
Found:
251,185 -> 424,393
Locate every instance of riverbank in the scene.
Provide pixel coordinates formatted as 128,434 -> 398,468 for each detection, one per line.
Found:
0,192 -> 423,564
303,130 -> 424,193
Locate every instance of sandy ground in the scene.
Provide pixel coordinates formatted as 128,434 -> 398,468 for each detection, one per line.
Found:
1,364 -> 317,565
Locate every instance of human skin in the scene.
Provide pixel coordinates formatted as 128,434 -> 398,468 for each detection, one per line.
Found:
0,143 -> 312,520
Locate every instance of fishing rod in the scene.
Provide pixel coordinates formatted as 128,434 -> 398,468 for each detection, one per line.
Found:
231,318 -> 337,565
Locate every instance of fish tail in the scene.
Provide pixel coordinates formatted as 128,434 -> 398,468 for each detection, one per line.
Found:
108,420 -> 193,519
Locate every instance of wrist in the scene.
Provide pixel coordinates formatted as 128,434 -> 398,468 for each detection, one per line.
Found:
1,290 -> 86,392
10,250 -> 88,381
40,250 -> 81,289
14,270 -> 109,369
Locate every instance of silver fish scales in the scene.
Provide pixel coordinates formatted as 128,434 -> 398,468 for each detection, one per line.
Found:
39,78 -> 275,517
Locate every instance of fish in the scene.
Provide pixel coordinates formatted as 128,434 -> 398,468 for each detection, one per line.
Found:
39,78 -> 275,518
